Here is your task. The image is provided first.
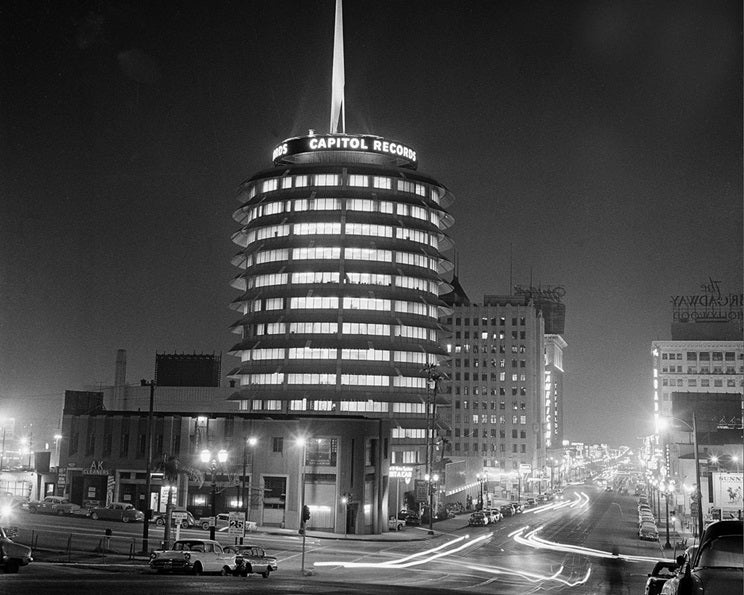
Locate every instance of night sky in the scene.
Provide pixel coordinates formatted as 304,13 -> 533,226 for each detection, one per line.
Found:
1,1 -> 741,448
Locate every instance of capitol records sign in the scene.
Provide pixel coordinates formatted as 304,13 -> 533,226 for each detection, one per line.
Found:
671,278 -> 743,322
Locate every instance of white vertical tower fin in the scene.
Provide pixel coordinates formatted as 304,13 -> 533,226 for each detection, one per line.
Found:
330,0 -> 345,134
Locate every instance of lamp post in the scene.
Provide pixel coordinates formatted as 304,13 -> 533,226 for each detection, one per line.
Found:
242,437 -> 257,521
422,363 -> 444,532
660,413 -> 703,538
296,436 -> 309,575
200,448 -> 228,540
663,482 -> 672,549
0,421 -> 6,471
140,379 -> 155,554
341,495 -> 348,538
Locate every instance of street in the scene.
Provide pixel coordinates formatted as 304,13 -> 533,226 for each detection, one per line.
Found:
2,485 -> 674,594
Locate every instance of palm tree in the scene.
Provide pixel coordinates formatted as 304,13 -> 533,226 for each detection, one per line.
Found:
156,455 -> 204,546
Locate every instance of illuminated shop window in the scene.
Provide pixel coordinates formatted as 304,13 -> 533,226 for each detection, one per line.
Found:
372,176 -> 392,189
348,174 -> 367,187
288,322 -> 338,334
294,222 -> 342,235
288,347 -> 337,359
293,246 -> 341,260
345,223 -> 393,238
291,296 -> 339,309
341,349 -> 390,361
344,247 -> 393,262
343,297 -> 390,311
291,271 -> 340,284
287,373 -> 337,384
314,173 -> 339,186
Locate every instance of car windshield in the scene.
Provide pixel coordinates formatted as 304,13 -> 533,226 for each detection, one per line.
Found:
696,535 -> 743,569
173,541 -> 204,551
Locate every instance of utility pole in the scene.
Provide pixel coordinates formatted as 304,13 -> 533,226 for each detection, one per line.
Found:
140,379 -> 155,554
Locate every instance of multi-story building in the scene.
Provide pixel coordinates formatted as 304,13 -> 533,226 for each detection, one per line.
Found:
439,292 -> 550,501
227,133 -> 454,471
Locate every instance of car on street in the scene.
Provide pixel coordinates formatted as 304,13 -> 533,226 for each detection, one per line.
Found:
387,515 -> 404,531
644,560 -> 678,595
88,502 -> 145,522
27,496 -> 82,516
198,512 -> 231,531
468,511 -> 489,527
0,525 -> 33,573
149,538 -> 236,575
397,509 -> 420,526
224,544 -> 278,578
499,504 -> 514,517
639,521 -> 659,541
483,508 -> 502,523
660,520 -> 742,594
152,508 -> 197,528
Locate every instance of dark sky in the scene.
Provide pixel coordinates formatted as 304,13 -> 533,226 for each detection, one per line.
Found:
1,1 -> 741,447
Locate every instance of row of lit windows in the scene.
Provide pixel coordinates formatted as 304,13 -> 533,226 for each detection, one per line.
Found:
246,272 -> 438,295
453,386 -> 528,396
455,400 -> 527,410
246,244 -> 438,270
242,374 -> 430,388
446,316 -> 527,327
455,331 -> 528,340
248,348 -> 432,365
451,428 -> 527,439
245,173 -> 441,203
450,443 -> 527,453
453,359 -> 527,369
660,365 -> 741,374
248,400 -> 427,414
662,351 -> 739,361
662,378 -> 741,388
239,222 -> 439,249
452,414 -> 528,425
448,343 -> 528,354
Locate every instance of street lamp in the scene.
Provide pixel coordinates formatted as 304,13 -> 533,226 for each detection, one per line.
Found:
662,482 -> 672,549
200,448 -> 228,540
0,420 -> 6,471
659,413 -> 703,538
476,472 -> 488,510
242,437 -> 257,521
340,495 -> 348,538
424,473 -> 439,534
296,436 -> 310,575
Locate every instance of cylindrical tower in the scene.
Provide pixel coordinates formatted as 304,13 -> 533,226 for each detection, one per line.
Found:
228,132 -> 454,464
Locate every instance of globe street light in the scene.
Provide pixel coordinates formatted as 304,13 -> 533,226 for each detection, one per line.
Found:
201,448 -> 228,540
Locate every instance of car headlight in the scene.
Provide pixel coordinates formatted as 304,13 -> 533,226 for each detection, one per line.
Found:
183,553 -> 190,561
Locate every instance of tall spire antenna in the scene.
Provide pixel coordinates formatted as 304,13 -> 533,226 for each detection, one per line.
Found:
330,0 -> 346,134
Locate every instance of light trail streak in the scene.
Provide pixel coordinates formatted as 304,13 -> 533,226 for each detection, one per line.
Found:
512,525 -> 673,563
313,533 -> 491,568
465,563 -> 592,587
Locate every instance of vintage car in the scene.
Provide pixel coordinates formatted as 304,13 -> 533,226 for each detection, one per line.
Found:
387,515 -> 404,531
197,512 -> 231,531
152,508 -> 197,528
0,525 -> 33,573
150,538 -> 236,575
483,508 -> 502,523
660,520 -> 742,594
27,496 -> 82,516
644,560 -> 678,595
224,544 -> 278,578
639,521 -> 659,541
468,511 -> 489,527
88,502 -> 145,522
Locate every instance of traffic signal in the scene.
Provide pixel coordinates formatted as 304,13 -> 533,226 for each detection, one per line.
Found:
302,504 -> 311,523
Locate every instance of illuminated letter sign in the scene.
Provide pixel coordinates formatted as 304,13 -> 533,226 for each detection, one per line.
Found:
272,134 -> 417,168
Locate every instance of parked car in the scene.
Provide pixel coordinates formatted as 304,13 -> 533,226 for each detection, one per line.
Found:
660,520 -> 742,594
483,508 -> 502,523
387,515 -> 404,531
0,525 -> 33,573
27,496 -> 82,516
468,511 -> 488,527
397,510 -> 420,526
644,560 -> 678,595
224,544 -> 278,578
499,504 -> 514,517
152,508 -> 197,528
639,521 -> 659,541
149,538 -> 236,575
88,502 -> 145,523
198,512 -> 231,531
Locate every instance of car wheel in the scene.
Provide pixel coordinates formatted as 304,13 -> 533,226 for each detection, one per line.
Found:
192,562 -> 203,576
262,568 -> 271,579
122,515 -> 130,523
201,521 -> 210,531
57,509 -> 66,516
181,520 -> 188,529
221,566 -> 231,576
155,518 -> 165,526
91,512 -> 99,520
246,564 -> 253,575
3,559 -> 20,574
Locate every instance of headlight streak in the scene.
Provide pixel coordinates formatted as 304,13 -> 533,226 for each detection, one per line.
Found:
464,563 -> 592,587
512,525 -> 674,563
313,533 -> 491,568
